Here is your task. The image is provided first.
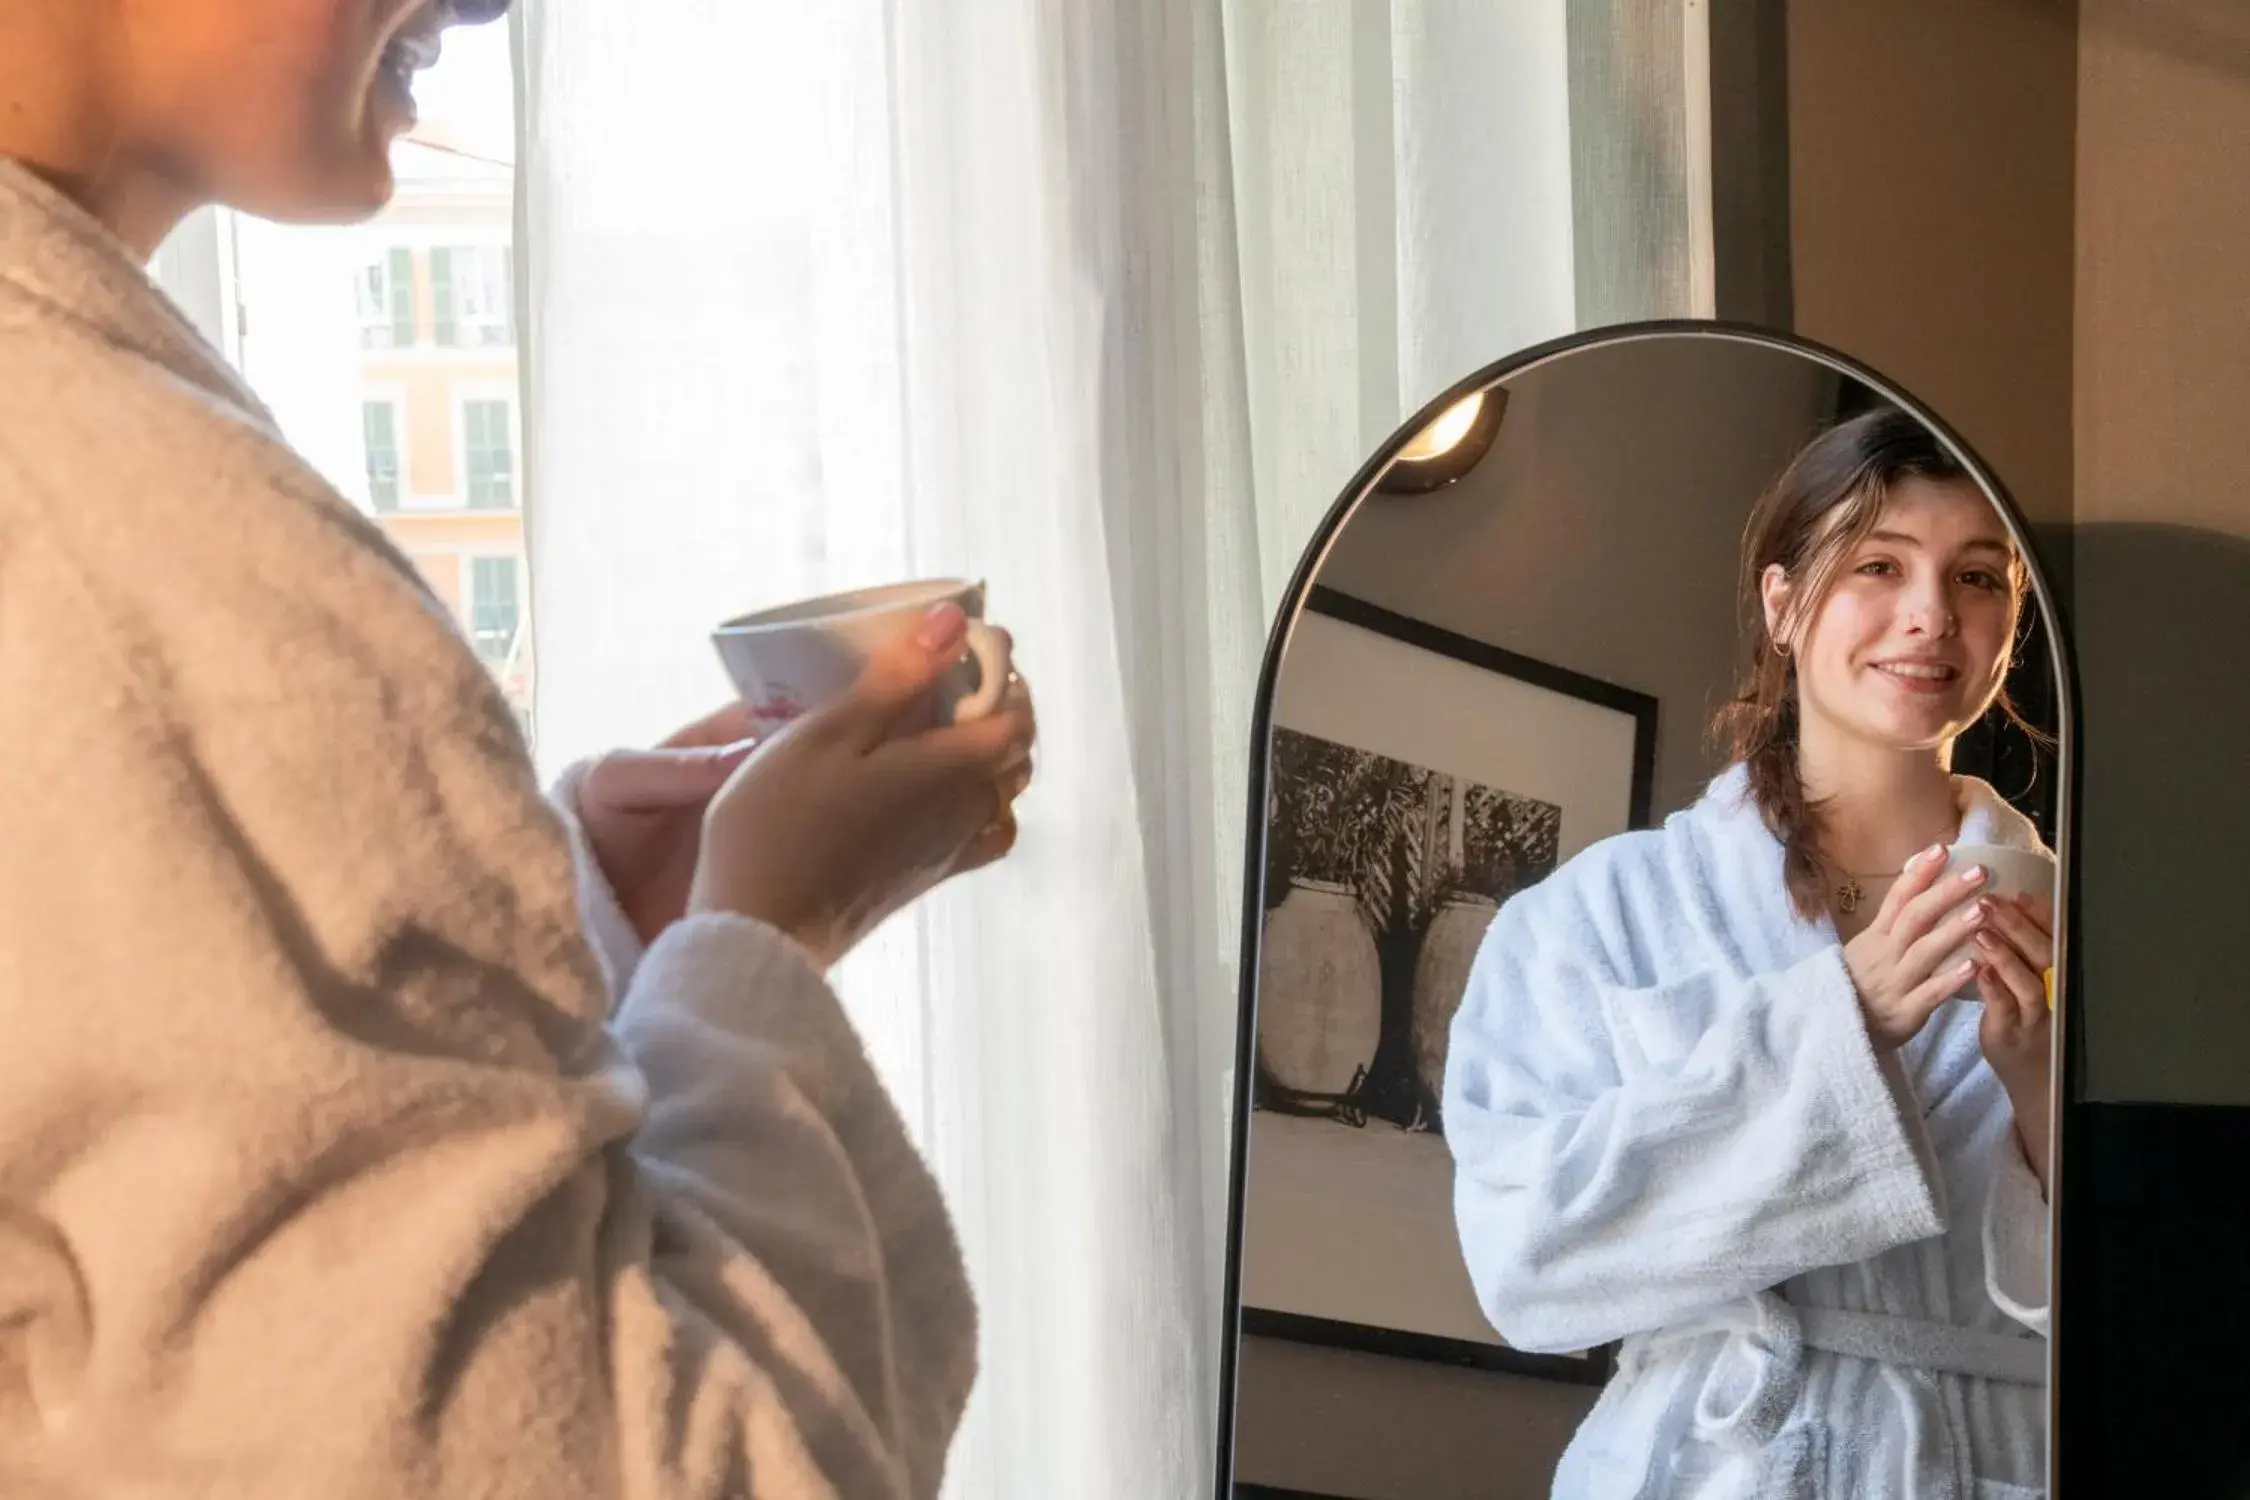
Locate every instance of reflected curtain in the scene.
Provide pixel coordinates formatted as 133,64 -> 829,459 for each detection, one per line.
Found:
1223,0 -> 1708,601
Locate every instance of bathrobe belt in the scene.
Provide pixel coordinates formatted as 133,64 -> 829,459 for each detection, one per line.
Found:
1619,1289 -> 2044,1454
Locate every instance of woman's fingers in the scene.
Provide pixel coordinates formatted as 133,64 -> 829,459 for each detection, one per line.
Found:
893,686 -> 1037,778
583,738 -> 757,814
659,699 -> 758,751
831,673 -> 1037,881
1888,856 -> 1987,947
1874,844 -> 1950,933
1006,672 -> 1036,744
1981,896 -> 2054,973
1975,930 -> 2048,1024
1904,956 -> 1981,1027
953,799 -> 1020,875
1896,896 -> 1988,991
2010,889 -> 2056,940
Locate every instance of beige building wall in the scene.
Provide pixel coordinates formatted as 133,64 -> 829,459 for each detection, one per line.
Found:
364,354 -> 517,503
348,150 -> 530,729
409,551 -> 465,615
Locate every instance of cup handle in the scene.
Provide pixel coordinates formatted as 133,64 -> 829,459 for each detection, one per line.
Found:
951,621 -> 1012,723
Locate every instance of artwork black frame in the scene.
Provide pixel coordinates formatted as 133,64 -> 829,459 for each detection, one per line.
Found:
1240,587 -> 1657,1387
1307,587 -> 1658,831
1211,322 -> 2082,1500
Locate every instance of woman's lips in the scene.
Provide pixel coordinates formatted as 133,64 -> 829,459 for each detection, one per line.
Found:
371,28 -> 442,129
371,63 -> 419,129
1871,660 -> 1961,696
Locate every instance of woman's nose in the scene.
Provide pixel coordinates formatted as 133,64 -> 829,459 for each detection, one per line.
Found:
1902,577 -> 1959,636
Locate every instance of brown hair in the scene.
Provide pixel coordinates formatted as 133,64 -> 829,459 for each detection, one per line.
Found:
1710,407 -> 2038,919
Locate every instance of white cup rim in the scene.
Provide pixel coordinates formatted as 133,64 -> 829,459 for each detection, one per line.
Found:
1944,842 -> 2055,863
714,577 -> 983,635
1939,843 -> 2056,890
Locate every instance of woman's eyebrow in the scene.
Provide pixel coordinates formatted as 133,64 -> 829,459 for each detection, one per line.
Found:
1864,529 -> 2012,556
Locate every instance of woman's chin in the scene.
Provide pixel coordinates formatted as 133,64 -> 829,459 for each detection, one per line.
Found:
245,148 -> 396,225
213,158 -> 388,226
1829,699 -> 1965,755
1867,717 -> 1964,756
332,160 -> 399,220
314,103 -> 410,217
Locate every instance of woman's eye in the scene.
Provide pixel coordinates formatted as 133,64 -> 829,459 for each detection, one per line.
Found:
1856,559 -> 1897,577
1961,570 -> 2005,591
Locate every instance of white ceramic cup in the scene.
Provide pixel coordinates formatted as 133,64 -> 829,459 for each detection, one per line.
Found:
1935,842 -> 2058,993
712,578 -> 1013,735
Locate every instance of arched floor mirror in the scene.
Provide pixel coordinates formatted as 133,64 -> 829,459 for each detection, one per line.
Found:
1216,322 -> 2077,1500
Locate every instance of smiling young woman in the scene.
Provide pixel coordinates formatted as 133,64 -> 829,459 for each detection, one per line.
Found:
1442,407 -> 2056,1499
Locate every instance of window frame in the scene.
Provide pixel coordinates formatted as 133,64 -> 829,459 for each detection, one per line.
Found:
462,551 -> 525,668
359,387 -> 410,512
356,247 -> 418,349
452,383 -> 520,510
432,242 -> 515,350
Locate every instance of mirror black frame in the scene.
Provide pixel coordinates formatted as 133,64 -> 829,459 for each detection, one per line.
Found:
1212,320 -> 2083,1498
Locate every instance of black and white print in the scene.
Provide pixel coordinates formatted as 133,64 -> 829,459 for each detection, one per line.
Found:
1254,727 -> 1561,1136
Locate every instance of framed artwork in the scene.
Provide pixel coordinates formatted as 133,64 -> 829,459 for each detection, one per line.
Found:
1240,588 -> 1658,1383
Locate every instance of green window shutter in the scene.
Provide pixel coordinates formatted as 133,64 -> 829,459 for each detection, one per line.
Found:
431,247 -> 457,347
464,399 -> 515,507
470,556 -> 521,663
361,401 -> 400,510
388,247 -> 415,345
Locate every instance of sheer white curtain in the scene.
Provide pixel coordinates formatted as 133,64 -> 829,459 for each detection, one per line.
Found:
512,1 -> 1686,1492
1222,0 -> 1582,602
514,2 -> 1255,1493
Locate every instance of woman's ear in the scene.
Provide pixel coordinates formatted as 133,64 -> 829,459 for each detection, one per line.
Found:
1760,564 -> 1793,650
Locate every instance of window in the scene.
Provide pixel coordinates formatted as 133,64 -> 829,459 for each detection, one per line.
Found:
469,556 -> 521,666
362,399 -> 403,510
148,23 -> 533,747
432,244 -> 513,348
462,398 -> 515,507
357,248 -> 415,348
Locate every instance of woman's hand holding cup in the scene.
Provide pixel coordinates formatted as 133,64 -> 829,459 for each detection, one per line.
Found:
690,602 -> 1037,969
1973,889 -> 2055,1191
1972,890 -> 2053,1082
1842,845 -> 1993,1052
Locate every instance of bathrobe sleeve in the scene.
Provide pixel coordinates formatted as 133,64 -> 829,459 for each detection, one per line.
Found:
0,519 -> 974,1500
1443,877 -> 1948,1354
550,757 -> 652,1004
1982,1133 -> 2051,1335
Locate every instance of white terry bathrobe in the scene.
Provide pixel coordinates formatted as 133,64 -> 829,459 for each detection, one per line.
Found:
0,159 -> 974,1498
1445,764 -> 2050,1500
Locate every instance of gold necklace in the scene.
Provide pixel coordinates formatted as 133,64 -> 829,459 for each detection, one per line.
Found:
1831,867 -> 1897,916
1828,824 -> 1964,915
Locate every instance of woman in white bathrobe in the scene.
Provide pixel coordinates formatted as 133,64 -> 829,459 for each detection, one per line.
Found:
0,4 -> 1032,1497
1444,408 -> 2055,1500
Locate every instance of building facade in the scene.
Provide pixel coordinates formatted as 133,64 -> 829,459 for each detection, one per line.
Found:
150,124 -> 534,743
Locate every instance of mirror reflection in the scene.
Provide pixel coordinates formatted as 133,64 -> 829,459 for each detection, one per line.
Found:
1230,332 -> 2063,1500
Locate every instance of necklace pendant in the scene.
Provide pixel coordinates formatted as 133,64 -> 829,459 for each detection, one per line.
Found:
1837,878 -> 1864,915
